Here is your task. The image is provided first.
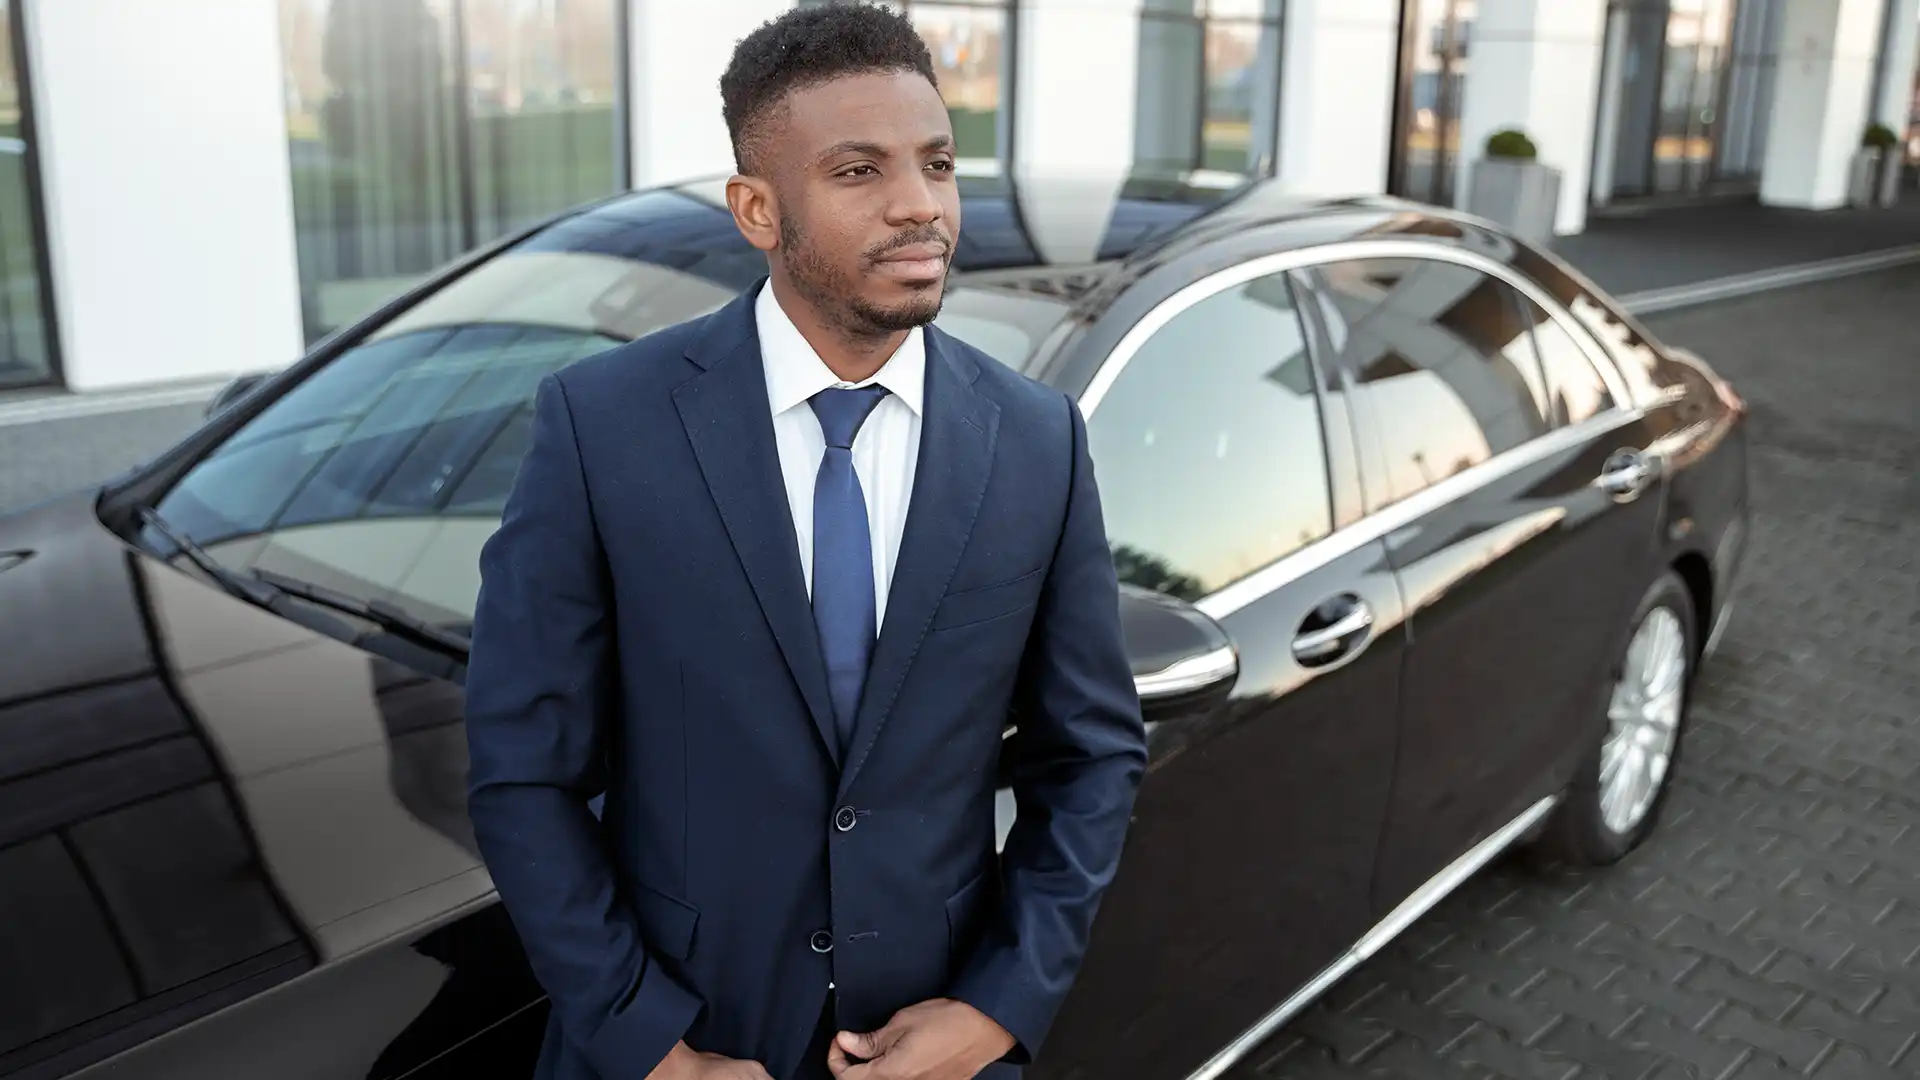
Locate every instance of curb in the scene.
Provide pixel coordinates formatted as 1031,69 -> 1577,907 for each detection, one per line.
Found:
1615,242 -> 1920,315
0,377 -> 228,429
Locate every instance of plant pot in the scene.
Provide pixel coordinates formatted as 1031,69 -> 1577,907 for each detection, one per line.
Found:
1466,157 -> 1562,245
1849,148 -> 1883,208
1876,144 -> 1903,207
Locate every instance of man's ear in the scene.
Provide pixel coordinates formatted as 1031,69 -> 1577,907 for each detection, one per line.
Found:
726,173 -> 781,253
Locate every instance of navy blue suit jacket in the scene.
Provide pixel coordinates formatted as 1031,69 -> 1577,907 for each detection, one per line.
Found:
464,281 -> 1147,1080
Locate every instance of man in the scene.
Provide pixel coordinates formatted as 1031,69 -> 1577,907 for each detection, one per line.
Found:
463,5 -> 1146,1080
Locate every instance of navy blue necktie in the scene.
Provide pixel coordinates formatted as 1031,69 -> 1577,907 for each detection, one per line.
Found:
809,385 -> 890,752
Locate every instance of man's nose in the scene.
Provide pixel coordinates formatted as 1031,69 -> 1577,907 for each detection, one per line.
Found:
885,171 -> 943,225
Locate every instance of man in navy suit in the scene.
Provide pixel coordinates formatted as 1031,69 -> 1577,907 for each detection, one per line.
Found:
464,6 -> 1147,1079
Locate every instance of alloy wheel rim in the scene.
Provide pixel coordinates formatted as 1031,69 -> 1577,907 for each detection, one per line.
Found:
1600,606 -> 1686,835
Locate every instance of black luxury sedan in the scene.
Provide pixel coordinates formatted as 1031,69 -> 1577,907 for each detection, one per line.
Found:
0,170 -> 1749,1080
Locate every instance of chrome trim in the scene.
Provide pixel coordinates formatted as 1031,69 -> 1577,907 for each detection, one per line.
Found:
1703,600 -> 1735,659
1182,795 -> 1561,1080
1134,644 -> 1239,700
1079,237 -> 1636,420
1290,605 -> 1373,661
1077,237 -> 1648,624
1191,407 -> 1643,622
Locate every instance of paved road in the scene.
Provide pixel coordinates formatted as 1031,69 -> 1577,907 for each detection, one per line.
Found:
1,269 -> 1915,1079
0,402 -> 205,514
1233,267 -> 1920,1079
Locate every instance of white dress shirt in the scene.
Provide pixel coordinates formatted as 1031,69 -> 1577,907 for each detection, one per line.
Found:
757,282 -> 924,626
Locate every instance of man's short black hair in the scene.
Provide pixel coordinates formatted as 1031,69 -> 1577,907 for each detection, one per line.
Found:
720,2 -> 940,176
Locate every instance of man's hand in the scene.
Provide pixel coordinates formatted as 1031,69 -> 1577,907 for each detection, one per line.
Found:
827,998 -> 1016,1080
647,1040 -> 773,1080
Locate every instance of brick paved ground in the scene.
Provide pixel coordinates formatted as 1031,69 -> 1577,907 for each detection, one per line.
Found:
1235,267 -> 1920,1079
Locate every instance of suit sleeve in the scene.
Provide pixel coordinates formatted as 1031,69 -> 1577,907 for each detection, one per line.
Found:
464,373 -> 703,1077
946,392 -> 1149,1063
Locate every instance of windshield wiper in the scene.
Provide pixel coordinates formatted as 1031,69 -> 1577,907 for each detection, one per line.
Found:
136,506 -> 470,657
252,567 -> 471,655
137,506 -> 280,606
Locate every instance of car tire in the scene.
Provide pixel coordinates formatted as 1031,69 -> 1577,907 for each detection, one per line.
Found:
1531,569 -> 1697,866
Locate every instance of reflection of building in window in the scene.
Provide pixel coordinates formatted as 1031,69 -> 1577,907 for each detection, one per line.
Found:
1087,270 -> 1332,601
1135,0 -> 1284,177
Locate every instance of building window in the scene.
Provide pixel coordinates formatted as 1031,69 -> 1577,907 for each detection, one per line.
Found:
800,0 -> 1011,166
1134,0 -> 1284,177
0,0 -> 58,390
278,0 -> 626,343
1388,0 -> 1475,207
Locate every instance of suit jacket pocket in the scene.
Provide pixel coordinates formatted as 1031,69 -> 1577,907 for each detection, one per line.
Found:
930,567 -> 1046,632
628,878 -> 701,960
944,866 -> 997,957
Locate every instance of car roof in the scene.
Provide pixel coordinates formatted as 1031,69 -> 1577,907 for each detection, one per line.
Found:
516,167 -> 1460,306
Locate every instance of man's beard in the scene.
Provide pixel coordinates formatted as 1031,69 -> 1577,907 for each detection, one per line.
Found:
780,216 -> 947,339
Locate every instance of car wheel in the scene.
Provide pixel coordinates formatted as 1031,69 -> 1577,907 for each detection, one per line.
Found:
1533,569 -> 1697,866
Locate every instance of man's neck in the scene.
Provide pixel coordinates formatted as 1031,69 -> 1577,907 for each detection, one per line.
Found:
769,275 -> 906,384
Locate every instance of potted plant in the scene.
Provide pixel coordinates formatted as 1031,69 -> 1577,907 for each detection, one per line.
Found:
1852,123 -> 1901,208
1466,127 -> 1562,244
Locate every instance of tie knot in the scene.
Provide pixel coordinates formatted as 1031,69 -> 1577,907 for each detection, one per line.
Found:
809,385 -> 890,449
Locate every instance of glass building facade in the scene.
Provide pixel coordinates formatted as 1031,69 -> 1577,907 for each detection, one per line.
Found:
0,0 -> 56,390
1592,0 -> 1781,203
1133,0 -> 1285,176
277,0 -> 627,343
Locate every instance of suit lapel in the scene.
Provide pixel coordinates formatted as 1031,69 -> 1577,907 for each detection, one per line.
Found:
838,329 -> 1000,797
672,286 -> 842,766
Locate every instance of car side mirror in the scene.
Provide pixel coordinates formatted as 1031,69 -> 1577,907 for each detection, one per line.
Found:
205,372 -> 269,418
1121,583 -> 1238,724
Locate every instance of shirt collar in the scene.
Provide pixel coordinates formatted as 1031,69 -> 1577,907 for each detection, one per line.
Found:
756,280 -> 926,418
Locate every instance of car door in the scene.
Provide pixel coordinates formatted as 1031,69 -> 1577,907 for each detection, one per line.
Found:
1027,261 -> 1406,1080
1298,250 -> 1667,917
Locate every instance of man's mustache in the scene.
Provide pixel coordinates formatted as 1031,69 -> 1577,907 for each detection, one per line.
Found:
864,227 -> 952,262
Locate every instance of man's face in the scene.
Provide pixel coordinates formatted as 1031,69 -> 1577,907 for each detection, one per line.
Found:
765,70 -> 961,337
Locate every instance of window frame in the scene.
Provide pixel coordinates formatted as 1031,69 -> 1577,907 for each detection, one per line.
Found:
1135,0 -> 1287,178
0,0 -> 62,391
1077,236 -> 1643,622
1079,264 -> 1339,604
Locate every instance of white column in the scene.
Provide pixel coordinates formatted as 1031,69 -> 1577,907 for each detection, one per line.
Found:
1876,0 -> 1920,131
23,0 -> 304,392
627,0 -> 794,187
1759,0 -> 1885,209
1011,0 -> 1142,265
1454,0 -> 1610,235
1273,0 -> 1400,198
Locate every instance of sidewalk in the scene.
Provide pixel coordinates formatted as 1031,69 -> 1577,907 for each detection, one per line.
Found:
1559,195 -> 1920,306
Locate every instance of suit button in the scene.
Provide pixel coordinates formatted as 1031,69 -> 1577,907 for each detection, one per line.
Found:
810,930 -> 834,953
834,806 -> 857,832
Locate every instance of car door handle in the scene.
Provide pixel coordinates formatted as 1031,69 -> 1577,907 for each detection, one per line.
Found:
1596,449 -> 1655,499
1292,599 -> 1374,665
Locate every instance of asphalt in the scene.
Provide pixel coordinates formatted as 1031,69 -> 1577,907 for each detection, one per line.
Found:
1230,265 -> 1920,1080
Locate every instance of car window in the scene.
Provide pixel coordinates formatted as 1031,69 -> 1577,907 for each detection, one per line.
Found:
1512,293 -> 1616,426
1508,245 -> 1660,405
1085,270 -> 1332,603
147,227 -> 1071,636
1314,256 -> 1550,505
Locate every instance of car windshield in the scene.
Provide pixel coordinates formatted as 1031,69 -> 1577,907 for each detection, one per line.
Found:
145,187 -> 1075,638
